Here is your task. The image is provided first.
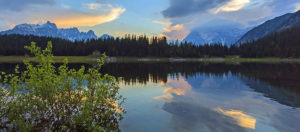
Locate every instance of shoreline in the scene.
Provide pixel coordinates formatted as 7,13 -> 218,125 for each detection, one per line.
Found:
1,56 -> 300,63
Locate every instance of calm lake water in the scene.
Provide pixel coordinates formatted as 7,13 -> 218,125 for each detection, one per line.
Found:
1,62 -> 300,132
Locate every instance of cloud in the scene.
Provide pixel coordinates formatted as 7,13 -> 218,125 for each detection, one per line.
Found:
216,108 -> 256,129
163,24 -> 189,40
214,0 -> 250,14
162,0 -> 231,18
164,30 -> 190,41
216,6 -> 272,25
295,2 -> 300,12
161,0 -> 251,40
160,0 -> 284,40
53,7 -> 126,27
163,24 -> 184,32
0,0 -> 55,11
0,4 -> 126,28
152,20 -> 171,25
0,21 -> 9,31
152,20 -> 188,40
86,3 -> 103,10
154,78 -> 192,101
61,4 -> 70,9
153,94 -> 173,102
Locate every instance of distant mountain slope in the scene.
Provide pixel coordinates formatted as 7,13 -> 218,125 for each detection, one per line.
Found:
184,19 -> 250,46
0,21 -> 98,41
100,34 -> 113,39
276,11 -> 300,31
238,10 -> 300,43
239,27 -> 300,58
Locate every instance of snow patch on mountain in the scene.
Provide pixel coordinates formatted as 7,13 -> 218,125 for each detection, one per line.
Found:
184,19 -> 250,46
0,21 -> 98,41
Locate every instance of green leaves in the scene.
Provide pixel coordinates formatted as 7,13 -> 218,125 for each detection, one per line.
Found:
0,42 -> 125,131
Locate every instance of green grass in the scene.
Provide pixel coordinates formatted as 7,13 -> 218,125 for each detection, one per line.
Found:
0,56 -> 300,64
0,56 -> 97,63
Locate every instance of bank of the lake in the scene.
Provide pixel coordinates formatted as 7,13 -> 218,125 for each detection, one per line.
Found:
1,56 -> 300,63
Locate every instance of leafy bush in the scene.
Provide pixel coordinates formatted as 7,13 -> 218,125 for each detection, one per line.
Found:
0,42 -> 125,131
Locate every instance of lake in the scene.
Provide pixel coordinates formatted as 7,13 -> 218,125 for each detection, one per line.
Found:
1,62 -> 300,132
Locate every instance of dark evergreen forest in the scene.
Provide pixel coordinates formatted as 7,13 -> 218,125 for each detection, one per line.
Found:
1,27 -> 300,58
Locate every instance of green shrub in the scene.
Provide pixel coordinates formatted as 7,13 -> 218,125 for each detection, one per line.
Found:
0,42 -> 125,131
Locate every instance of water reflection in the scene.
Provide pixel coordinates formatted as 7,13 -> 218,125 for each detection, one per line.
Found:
162,102 -> 248,132
1,62 -> 300,132
154,78 -> 191,102
217,108 -> 256,129
157,74 -> 300,132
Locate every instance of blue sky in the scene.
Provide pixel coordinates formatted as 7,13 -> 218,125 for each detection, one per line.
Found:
0,0 -> 299,40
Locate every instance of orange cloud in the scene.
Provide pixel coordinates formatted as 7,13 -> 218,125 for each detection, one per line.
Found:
0,4 -> 126,29
163,24 -> 184,32
162,24 -> 189,40
152,20 -> 171,25
214,0 -> 250,14
53,7 -> 126,28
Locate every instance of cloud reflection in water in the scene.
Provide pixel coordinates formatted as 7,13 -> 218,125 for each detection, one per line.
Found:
151,72 -> 300,132
216,107 -> 256,129
155,76 -> 258,131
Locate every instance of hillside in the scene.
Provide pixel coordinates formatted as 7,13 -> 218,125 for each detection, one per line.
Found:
239,27 -> 300,57
238,10 -> 300,43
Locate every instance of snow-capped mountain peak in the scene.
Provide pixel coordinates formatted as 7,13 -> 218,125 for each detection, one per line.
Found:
0,21 -> 98,41
41,21 -> 57,29
184,19 -> 250,46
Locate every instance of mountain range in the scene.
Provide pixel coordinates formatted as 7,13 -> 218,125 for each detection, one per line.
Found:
1,10 -> 300,44
184,19 -> 250,46
184,10 -> 300,45
0,21 -> 111,41
238,10 -> 300,43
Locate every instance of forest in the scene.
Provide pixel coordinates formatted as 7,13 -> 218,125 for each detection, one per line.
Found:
0,27 -> 300,58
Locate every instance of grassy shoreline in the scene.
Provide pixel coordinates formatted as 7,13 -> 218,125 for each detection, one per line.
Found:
0,56 -> 96,63
1,56 -> 300,63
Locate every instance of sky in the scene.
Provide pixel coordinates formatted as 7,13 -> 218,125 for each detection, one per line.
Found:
0,0 -> 299,40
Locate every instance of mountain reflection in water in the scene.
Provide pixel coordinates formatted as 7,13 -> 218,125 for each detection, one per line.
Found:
1,62 -> 300,132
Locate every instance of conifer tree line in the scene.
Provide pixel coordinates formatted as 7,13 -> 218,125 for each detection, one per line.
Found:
0,27 -> 300,58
